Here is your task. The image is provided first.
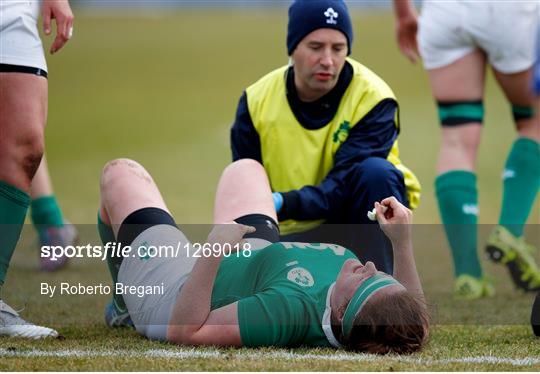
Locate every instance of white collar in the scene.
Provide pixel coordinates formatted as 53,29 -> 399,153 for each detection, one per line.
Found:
321,282 -> 344,349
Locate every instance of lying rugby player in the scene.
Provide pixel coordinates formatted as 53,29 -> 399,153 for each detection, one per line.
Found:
99,158 -> 429,354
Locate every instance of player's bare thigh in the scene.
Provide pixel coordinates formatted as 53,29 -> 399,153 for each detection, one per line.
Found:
492,67 -> 539,141
100,158 -> 170,235
213,159 -> 276,224
426,51 -> 486,173
0,72 -> 47,189
427,49 -> 486,103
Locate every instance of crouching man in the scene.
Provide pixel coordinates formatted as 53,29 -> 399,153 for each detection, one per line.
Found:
98,158 -> 429,354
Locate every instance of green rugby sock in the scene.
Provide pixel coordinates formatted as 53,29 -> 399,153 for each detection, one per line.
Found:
435,171 -> 482,278
31,195 -> 64,237
98,212 -> 126,311
499,138 -> 540,237
0,181 -> 30,285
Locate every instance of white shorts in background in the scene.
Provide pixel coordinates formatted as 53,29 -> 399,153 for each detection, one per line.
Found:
0,0 -> 47,71
418,1 -> 539,73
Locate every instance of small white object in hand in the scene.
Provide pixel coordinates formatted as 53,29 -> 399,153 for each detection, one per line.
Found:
367,205 -> 388,221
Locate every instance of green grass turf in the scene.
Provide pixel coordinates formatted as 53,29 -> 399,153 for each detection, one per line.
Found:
1,9 -> 539,371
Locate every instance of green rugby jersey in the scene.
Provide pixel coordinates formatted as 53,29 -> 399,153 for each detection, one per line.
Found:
210,242 -> 357,347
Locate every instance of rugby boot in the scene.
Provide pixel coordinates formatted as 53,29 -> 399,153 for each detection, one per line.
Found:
37,221 -> 78,272
485,225 -> 540,292
454,274 -> 495,300
0,300 -> 58,339
104,300 -> 133,328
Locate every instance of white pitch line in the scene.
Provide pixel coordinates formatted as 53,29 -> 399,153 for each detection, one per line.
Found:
0,348 -> 539,367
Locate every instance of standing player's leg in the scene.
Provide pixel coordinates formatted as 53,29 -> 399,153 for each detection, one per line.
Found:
531,28 -> 540,333
532,292 -> 540,337
0,72 -> 58,338
31,155 -> 78,271
427,50 -> 493,299
486,66 -> 540,292
213,159 -> 279,246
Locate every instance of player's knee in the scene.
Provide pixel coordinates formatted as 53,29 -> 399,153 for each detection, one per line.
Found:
437,100 -> 484,127
17,133 -> 44,182
22,150 -> 43,182
223,159 -> 266,180
100,158 -> 148,191
102,158 -> 145,176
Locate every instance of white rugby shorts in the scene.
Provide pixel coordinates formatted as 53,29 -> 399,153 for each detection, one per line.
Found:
0,0 -> 47,71
418,1 -> 539,73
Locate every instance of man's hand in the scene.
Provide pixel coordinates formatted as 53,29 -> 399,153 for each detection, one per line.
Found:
374,196 -> 412,248
207,222 -> 255,247
42,0 -> 74,54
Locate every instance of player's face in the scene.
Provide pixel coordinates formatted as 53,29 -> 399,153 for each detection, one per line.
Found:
291,28 -> 348,102
331,259 -> 379,320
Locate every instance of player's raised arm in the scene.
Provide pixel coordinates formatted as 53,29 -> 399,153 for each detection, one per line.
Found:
375,197 -> 424,299
167,223 -> 254,346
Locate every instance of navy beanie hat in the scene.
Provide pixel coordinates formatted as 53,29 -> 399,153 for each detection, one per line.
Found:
287,0 -> 353,56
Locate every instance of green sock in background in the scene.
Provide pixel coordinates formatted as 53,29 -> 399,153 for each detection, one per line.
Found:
98,212 -> 127,311
499,138 -> 540,237
31,195 -> 64,228
0,181 -> 30,286
435,171 -> 482,278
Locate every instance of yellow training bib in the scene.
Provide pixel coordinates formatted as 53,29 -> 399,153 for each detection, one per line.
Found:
246,59 -> 420,235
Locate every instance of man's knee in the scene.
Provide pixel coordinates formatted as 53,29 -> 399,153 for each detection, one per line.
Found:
349,157 -> 403,187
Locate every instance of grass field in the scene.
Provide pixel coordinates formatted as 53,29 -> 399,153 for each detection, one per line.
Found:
1,8 -> 540,371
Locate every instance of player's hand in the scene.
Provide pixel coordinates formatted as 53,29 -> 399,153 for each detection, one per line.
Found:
374,196 -> 412,248
207,222 -> 256,249
42,0 -> 74,54
395,12 -> 419,64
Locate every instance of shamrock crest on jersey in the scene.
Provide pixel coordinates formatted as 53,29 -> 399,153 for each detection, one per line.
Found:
287,267 -> 315,287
